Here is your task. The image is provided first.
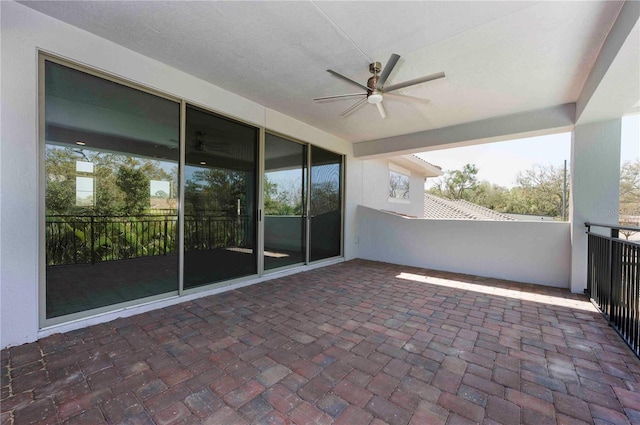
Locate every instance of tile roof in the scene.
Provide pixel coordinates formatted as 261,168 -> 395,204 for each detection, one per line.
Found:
410,154 -> 442,170
424,193 -> 517,221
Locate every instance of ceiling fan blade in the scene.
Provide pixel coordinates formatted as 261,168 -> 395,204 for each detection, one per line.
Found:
313,93 -> 366,101
327,69 -> 369,91
384,71 -> 445,93
340,97 -> 367,117
384,93 -> 430,104
376,102 -> 387,119
376,53 -> 400,89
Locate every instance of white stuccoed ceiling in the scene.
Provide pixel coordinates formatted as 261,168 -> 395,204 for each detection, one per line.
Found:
20,1 -> 635,144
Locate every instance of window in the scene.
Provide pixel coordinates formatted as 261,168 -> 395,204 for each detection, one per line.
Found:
44,58 -> 180,320
264,133 -> 307,270
183,105 -> 258,288
309,146 -> 343,261
389,163 -> 410,202
75,160 -> 94,207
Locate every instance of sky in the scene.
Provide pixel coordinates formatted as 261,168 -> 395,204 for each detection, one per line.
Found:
419,114 -> 640,189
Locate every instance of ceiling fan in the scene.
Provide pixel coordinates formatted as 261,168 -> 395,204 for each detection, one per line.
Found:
314,53 -> 445,119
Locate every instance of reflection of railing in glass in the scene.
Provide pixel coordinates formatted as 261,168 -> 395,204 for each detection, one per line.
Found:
46,214 -> 249,266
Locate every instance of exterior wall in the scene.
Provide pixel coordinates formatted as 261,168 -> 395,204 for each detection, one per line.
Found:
0,2 -> 354,348
570,120 -> 621,293
360,159 -> 425,218
357,206 -> 571,288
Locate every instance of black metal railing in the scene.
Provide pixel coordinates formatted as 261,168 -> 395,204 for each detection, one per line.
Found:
586,222 -> 639,358
46,214 -> 250,266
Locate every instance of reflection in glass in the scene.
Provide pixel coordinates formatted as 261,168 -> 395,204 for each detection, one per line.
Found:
309,146 -> 342,261
183,106 -> 258,288
44,60 -> 180,318
389,170 -> 410,200
264,134 -> 307,270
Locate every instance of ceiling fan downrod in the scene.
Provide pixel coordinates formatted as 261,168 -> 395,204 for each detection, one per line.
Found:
367,62 -> 383,104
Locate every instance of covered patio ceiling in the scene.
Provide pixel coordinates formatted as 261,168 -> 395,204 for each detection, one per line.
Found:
20,1 -> 640,151
2,260 -> 639,424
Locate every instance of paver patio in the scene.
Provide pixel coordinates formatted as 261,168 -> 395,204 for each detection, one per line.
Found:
2,259 -> 639,425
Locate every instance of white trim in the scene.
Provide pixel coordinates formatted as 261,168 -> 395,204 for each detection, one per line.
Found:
389,162 -> 411,175
388,198 -> 410,204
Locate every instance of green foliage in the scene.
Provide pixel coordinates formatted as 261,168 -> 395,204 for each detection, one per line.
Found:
513,164 -> 567,217
45,146 -> 173,216
264,175 -> 304,216
45,145 -> 177,265
469,182 -> 510,211
45,147 -> 77,213
427,163 -> 569,218
311,181 -> 340,215
116,162 -> 150,215
430,164 -> 478,201
620,160 -> 640,216
619,160 -> 640,238
184,168 -> 251,215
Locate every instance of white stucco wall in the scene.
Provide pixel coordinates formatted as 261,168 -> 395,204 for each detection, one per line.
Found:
570,119 -> 621,293
0,2 -> 355,348
360,159 -> 425,218
357,206 -> 571,288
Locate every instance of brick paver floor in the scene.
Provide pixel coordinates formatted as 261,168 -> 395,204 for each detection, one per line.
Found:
2,259 -> 639,425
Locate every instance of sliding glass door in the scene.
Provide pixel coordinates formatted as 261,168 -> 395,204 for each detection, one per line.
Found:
44,60 -> 180,319
263,133 -> 307,270
183,106 -> 258,288
309,146 -> 343,261
42,55 -> 343,325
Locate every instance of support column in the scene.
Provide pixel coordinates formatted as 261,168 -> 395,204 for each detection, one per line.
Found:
570,119 -> 622,293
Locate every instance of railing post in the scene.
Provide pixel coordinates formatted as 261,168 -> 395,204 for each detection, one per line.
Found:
91,216 -> 96,265
586,224 -> 591,297
73,221 -> 77,264
164,220 -> 168,255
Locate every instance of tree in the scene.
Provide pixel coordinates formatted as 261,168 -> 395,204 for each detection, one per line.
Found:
468,182 -> 510,211
619,160 -> 640,239
389,171 -> 410,200
184,168 -> 251,216
620,160 -> 640,210
427,163 -> 569,219
515,164 -> 568,218
430,164 -> 478,200
116,161 -> 150,215
45,146 -> 77,214
45,145 -> 174,216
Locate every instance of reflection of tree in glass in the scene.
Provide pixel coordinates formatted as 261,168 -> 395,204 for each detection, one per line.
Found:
389,171 -> 410,199
264,175 -> 304,216
311,181 -> 339,215
184,168 -> 250,216
45,146 -> 174,216
45,145 -> 178,265
116,161 -> 149,215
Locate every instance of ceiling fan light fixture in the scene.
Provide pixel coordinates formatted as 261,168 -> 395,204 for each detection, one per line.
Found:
367,90 -> 383,104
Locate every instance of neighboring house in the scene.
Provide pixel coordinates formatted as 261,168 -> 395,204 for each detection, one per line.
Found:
423,193 -> 516,221
361,155 -> 442,218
